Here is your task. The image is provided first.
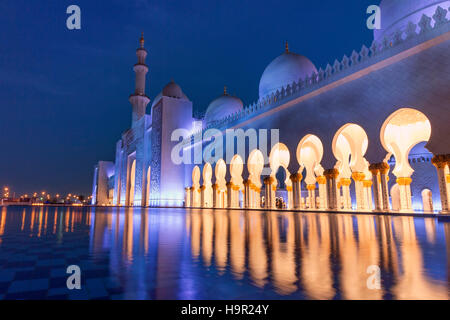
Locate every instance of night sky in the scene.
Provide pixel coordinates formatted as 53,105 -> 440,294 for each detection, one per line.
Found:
0,0 -> 376,196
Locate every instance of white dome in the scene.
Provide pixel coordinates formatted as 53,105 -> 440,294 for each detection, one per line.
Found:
152,80 -> 188,108
259,48 -> 317,99
374,0 -> 450,42
204,89 -> 243,126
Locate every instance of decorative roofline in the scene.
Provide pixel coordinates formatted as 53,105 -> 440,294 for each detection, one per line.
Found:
190,6 -> 450,140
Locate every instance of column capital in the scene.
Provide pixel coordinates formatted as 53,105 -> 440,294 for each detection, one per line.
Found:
324,168 -> 339,178
286,186 -> 293,191
368,163 -> 379,174
243,179 -> 250,186
263,176 -> 275,185
226,182 -> 233,187
363,180 -> 373,188
212,184 -> 218,189
352,172 -> 365,181
396,177 -> 412,185
200,185 -> 206,190
379,162 -> 390,174
316,176 -> 327,184
306,184 -> 316,190
340,178 -> 352,186
432,154 -> 449,168
290,173 -> 303,182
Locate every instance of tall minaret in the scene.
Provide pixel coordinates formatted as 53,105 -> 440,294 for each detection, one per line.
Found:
129,32 -> 150,125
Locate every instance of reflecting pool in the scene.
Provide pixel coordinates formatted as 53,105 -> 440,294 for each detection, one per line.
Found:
0,206 -> 449,299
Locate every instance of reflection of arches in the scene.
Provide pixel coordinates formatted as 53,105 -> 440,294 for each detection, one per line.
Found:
202,163 -> 213,207
381,108 -> 432,212
296,135 -> 324,209
269,143 -> 292,209
214,159 -> 227,208
247,149 -> 264,208
332,124 -> 369,211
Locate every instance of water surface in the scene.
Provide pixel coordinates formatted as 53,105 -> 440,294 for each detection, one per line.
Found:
0,206 -> 448,299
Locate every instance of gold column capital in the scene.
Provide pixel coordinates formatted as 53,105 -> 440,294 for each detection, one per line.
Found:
396,177 -> 412,185
306,184 -> 316,190
324,168 -> 339,178
363,180 -> 373,188
316,176 -> 327,184
289,173 -> 303,182
340,178 -> 352,186
352,172 -> 365,181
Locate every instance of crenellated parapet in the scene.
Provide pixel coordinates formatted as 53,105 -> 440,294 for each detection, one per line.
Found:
188,6 -> 449,140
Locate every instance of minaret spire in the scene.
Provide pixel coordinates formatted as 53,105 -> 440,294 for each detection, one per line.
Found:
129,33 -> 150,125
285,41 -> 289,53
223,85 -> 228,96
140,31 -> 145,48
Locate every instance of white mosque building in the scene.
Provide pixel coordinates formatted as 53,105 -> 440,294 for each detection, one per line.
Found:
92,0 -> 450,213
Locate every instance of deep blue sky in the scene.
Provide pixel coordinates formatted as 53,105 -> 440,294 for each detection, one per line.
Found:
0,0 -> 376,196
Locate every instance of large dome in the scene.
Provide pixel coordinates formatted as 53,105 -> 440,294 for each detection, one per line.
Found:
204,88 -> 243,126
374,0 -> 450,42
152,80 -> 188,108
259,46 -> 317,99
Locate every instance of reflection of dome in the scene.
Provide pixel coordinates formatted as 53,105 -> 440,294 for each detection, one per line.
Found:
204,87 -> 243,126
152,80 -> 188,108
374,0 -> 450,42
259,44 -> 317,98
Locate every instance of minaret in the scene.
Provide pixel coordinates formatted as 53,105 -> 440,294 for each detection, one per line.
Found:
129,32 -> 150,125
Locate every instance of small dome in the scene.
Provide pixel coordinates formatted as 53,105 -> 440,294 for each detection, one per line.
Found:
374,0 -> 450,42
259,45 -> 317,98
152,80 -> 188,108
204,87 -> 243,126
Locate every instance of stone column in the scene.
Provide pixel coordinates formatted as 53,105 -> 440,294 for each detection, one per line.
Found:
232,184 -> 240,208
306,184 -> 316,209
340,178 -> 352,210
200,185 -> 206,208
226,182 -> 233,208
263,177 -> 275,209
324,169 -> 339,210
352,172 -> 366,211
289,173 -> 302,209
189,186 -> 195,207
316,176 -> 327,210
363,180 -> 373,211
379,162 -> 391,212
185,187 -> 191,207
369,164 -> 382,211
286,185 -> 293,209
212,184 -> 218,208
254,185 -> 261,209
243,180 -> 250,209
432,155 -> 450,213
396,177 -> 412,212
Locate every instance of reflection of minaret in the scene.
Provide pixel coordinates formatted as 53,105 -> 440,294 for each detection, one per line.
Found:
247,212 -> 268,288
301,214 -> 334,299
214,211 -> 229,273
270,212 -> 297,295
392,217 -> 447,299
129,33 -> 150,126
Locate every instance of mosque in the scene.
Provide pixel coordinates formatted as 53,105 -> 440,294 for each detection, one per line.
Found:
92,0 -> 450,214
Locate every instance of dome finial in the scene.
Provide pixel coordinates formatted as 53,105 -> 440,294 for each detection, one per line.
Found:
223,85 -> 228,95
140,32 -> 145,48
285,41 -> 289,53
